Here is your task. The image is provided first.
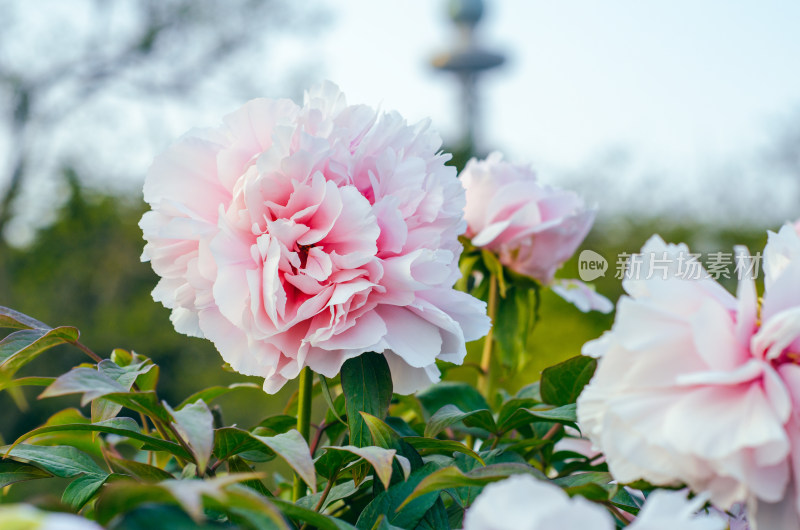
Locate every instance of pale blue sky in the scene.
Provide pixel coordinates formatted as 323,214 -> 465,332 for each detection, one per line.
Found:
299,0 -> 800,222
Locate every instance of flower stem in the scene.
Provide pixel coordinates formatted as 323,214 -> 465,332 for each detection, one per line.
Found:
478,274 -> 498,397
292,367 -> 314,502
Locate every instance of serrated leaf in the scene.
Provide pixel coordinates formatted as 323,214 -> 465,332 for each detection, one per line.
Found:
540,356 -> 597,407
0,460 -> 52,487
165,400 -> 214,474
341,353 -> 393,448
424,404 -> 497,438
402,437 -> 484,465
252,429 -> 317,494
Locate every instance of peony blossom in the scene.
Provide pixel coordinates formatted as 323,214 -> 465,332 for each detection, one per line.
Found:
141,82 -> 489,394
460,153 -> 611,313
0,504 -> 103,530
460,153 -> 595,285
461,474 -> 613,530
461,474 -> 724,529
577,225 -> 800,529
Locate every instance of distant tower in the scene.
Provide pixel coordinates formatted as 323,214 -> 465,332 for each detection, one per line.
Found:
432,0 -> 505,156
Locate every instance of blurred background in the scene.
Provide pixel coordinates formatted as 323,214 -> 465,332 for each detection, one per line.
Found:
1,0 -> 798,443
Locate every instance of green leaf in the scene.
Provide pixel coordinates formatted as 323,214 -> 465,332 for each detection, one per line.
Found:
455,252 -> 481,292
497,403 -> 578,434
297,479 -> 370,511
255,415 -> 298,436
3,444 -> 106,478
95,474 -> 271,526
516,381 -> 541,400
2,376 -> 55,390
341,353 -> 393,448
40,367 -> 127,406
496,397 -> 540,428
356,463 -> 442,530
6,417 -> 192,461
102,391 -> 173,424
92,360 -> 156,422
63,473 -> 110,510
402,437 -> 484,465
251,429 -> 317,494
0,460 -> 52,487
320,375 -> 348,426
0,327 -> 79,381
165,399 -> 214,473
555,472 -> 618,502
424,404 -> 497,438
109,457 -> 174,482
360,413 -> 424,476
110,505 -> 228,530
0,306 -> 49,330
399,463 -> 546,509
227,456 -> 273,497
480,250 -> 508,297
320,445 -> 399,490
494,284 -> 538,371
540,356 -> 597,407
271,498 -> 358,530
214,427 -> 275,463
417,382 -> 489,416
176,382 -> 260,410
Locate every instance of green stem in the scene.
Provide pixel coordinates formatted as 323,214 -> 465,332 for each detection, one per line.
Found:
478,274 -> 498,397
292,367 -> 314,502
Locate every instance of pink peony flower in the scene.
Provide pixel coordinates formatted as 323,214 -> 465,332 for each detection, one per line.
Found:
461,474 -> 724,530
140,82 -> 489,394
460,152 -> 596,285
462,474 -> 614,530
577,225 -> 800,529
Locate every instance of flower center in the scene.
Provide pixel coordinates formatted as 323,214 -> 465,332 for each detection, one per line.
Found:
296,242 -> 316,269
